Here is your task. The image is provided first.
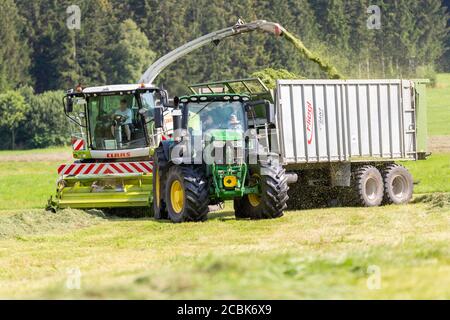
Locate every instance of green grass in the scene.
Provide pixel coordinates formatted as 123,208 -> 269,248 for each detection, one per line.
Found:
0,161 -> 60,210
0,146 -> 70,156
427,73 -> 450,136
0,203 -> 448,299
402,153 -> 450,193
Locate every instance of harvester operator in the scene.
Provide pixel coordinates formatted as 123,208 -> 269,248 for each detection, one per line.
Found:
111,99 -> 132,142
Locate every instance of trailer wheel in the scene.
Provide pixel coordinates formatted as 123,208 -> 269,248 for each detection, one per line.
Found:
382,164 -> 413,204
238,163 -> 289,219
153,147 -> 168,220
352,165 -> 384,207
165,166 -> 209,223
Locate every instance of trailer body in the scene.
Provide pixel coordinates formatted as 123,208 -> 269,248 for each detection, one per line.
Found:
275,79 -> 428,166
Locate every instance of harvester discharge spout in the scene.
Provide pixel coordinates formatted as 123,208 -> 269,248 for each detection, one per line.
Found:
139,19 -> 286,85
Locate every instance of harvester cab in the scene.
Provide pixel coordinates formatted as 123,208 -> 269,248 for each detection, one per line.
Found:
152,79 -> 290,223
47,84 -> 173,212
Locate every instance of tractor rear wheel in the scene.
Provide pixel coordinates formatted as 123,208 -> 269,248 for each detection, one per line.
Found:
153,147 -> 168,220
165,166 -> 209,223
382,164 -> 413,204
352,165 -> 384,207
235,162 -> 289,219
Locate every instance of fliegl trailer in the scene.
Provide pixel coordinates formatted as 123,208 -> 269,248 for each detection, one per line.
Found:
188,78 -> 429,210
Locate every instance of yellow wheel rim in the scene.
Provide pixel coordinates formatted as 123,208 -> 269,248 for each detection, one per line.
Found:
248,193 -> 261,207
248,173 -> 261,207
170,180 -> 184,214
155,168 -> 160,208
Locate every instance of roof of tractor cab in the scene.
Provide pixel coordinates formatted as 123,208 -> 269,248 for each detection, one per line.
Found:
81,84 -> 159,94
179,93 -> 250,102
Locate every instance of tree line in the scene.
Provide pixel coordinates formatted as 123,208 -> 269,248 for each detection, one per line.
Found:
0,0 -> 448,149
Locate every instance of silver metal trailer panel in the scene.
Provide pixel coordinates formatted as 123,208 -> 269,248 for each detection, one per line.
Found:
276,79 -> 419,164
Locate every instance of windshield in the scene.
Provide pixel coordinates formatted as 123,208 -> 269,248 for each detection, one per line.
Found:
87,91 -> 161,150
187,101 -> 245,134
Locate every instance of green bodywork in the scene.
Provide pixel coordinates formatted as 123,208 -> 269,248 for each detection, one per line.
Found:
49,173 -> 153,210
174,93 -> 262,201
205,130 -> 259,200
73,150 -> 92,160
413,80 -> 429,155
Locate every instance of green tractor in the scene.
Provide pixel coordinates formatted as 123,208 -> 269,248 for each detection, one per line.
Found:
152,79 -> 290,222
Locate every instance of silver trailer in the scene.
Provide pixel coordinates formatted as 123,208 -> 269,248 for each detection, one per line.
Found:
276,79 -> 426,164
274,79 -> 428,208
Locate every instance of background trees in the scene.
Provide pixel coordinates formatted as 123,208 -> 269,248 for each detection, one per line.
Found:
7,0 -> 449,94
0,0 -> 31,92
0,91 -> 29,150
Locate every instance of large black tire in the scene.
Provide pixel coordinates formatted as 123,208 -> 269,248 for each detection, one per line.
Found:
352,165 -> 384,207
233,199 -> 250,219
382,164 -> 413,204
235,162 -> 289,219
165,166 -> 209,223
153,147 -> 168,220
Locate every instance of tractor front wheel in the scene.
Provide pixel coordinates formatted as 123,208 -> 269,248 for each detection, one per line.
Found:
165,166 -> 209,223
235,163 -> 289,219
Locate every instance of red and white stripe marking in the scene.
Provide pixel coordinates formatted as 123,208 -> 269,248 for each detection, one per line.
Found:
72,139 -> 85,151
57,162 -> 153,176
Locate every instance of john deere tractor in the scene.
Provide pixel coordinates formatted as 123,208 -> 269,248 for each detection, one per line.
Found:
152,79 -> 290,222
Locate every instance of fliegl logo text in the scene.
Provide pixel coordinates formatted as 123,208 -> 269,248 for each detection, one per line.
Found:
306,101 -> 314,145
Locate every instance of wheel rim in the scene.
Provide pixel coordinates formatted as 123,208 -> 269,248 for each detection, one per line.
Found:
170,180 -> 184,214
248,193 -> 261,207
392,175 -> 407,199
248,173 -> 262,207
365,177 -> 378,201
155,168 -> 160,208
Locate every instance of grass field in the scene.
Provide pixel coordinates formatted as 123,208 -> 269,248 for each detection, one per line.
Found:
0,201 -> 448,299
427,73 -> 450,136
0,76 -> 448,299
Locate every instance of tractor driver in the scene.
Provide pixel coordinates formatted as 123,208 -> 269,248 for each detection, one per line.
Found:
229,114 -> 242,131
111,99 -> 132,142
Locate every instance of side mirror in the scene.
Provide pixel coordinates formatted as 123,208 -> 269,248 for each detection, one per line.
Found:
160,89 -> 169,107
66,96 -> 74,113
154,107 -> 164,129
181,103 -> 189,129
173,96 -> 180,108
265,101 -> 276,125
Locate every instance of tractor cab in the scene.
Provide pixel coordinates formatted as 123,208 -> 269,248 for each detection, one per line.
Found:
180,94 -> 249,136
63,84 -> 170,161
